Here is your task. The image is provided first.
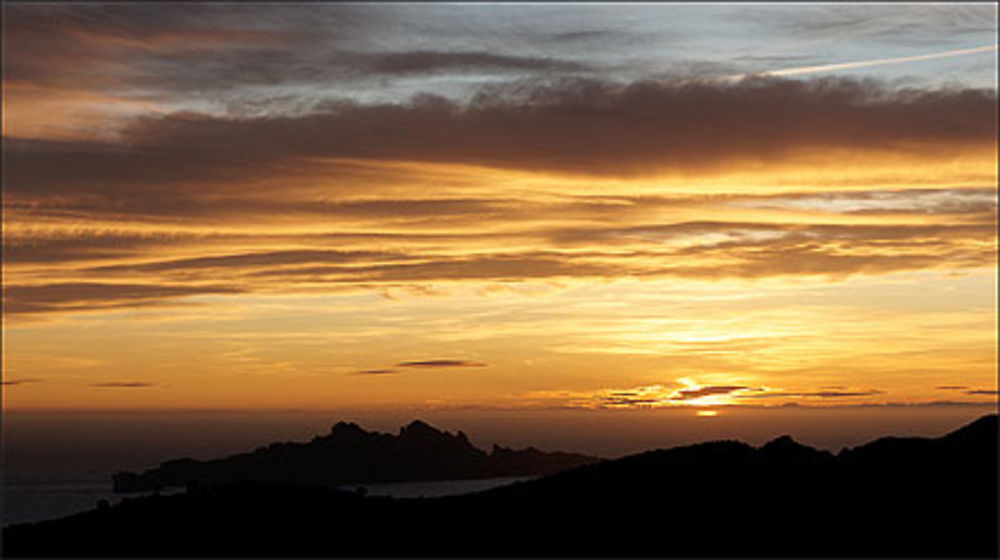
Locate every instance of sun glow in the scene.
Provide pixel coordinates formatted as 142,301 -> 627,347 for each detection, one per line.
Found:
696,410 -> 719,417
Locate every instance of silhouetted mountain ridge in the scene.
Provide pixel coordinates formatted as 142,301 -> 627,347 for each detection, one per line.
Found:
112,419 -> 599,492
6,414 -> 997,557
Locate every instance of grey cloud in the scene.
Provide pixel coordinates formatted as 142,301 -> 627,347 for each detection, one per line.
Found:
733,54 -> 819,64
4,3 -> 369,86
361,51 -> 592,75
7,3 -> 598,109
135,48 -> 595,98
546,30 -> 622,43
747,5 -> 997,47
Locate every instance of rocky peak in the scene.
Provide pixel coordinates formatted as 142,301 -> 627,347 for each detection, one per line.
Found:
331,421 -> 365,434
760,435 -> 832,463
399,419 -> 441,438
323,421 -> 369,444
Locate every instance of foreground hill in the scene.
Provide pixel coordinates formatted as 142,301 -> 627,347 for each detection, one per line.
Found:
4,414 -> 997,557
112,419 -> 600,492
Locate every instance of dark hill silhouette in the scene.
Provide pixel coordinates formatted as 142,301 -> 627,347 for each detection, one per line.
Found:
4,414 -> 997,557
112,419 -> 600,492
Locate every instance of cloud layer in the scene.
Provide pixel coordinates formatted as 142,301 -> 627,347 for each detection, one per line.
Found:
3,4 -> 996,412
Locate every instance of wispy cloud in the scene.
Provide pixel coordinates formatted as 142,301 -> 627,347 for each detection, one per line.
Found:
736,390 -> 885,399
671,385 -> 749,401
526,381 -> 895,410
395,360 -> 488,369
1,378 -> 45,386
5,282 -> 243,317
89,382 -> 157,388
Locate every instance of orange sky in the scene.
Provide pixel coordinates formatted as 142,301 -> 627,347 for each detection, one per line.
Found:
3,4 -> 997,414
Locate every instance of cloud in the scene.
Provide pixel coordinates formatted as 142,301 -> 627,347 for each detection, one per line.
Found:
354,369 -> 398,375
89,382 -> 157,388
89,249 -> 416,275
534,382 -> 894,410
251,255 -> 616,283
6,76 -> 994,203
550,220 -> 995,248
732,188 -> 998,217
748,5 -> 997,47
859,400 -> 997,408
965,389 -> 999,396
3,4 -> 327,86
5,214 -> 994,319
670,385 -> 749,401
552,222 -> 995,280
4,231 -> 205,264
600,397 -> 663,407
4,282 -> 243,316
4,15 -> 996,321
395,360 -> 488,369
736,389 -> 885,399
359,50 -> 591,75
545,29 -> 623,44
937,385 -> 969,390
5,4 -> 593,93
1,378 -> 44,386
108,76 -> 1000,177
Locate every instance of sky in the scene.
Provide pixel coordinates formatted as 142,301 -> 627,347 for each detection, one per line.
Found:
3,3 -> 998,419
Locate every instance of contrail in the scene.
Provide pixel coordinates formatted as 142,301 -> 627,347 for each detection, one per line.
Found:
724,44 -> 998,81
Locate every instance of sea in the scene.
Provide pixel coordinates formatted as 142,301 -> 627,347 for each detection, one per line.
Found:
2,475 -> 529,528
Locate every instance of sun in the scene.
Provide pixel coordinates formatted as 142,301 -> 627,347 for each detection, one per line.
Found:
696,410 -> 719,418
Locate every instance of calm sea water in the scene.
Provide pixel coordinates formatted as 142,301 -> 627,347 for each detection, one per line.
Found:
2,480 -> 185,527
2,476 -> 529,527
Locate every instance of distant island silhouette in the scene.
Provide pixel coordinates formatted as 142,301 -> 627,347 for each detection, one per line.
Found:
4,414 -> 996,557
112,419 -> 600,492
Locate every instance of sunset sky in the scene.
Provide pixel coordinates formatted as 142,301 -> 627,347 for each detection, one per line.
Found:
3,3 -> 997,416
